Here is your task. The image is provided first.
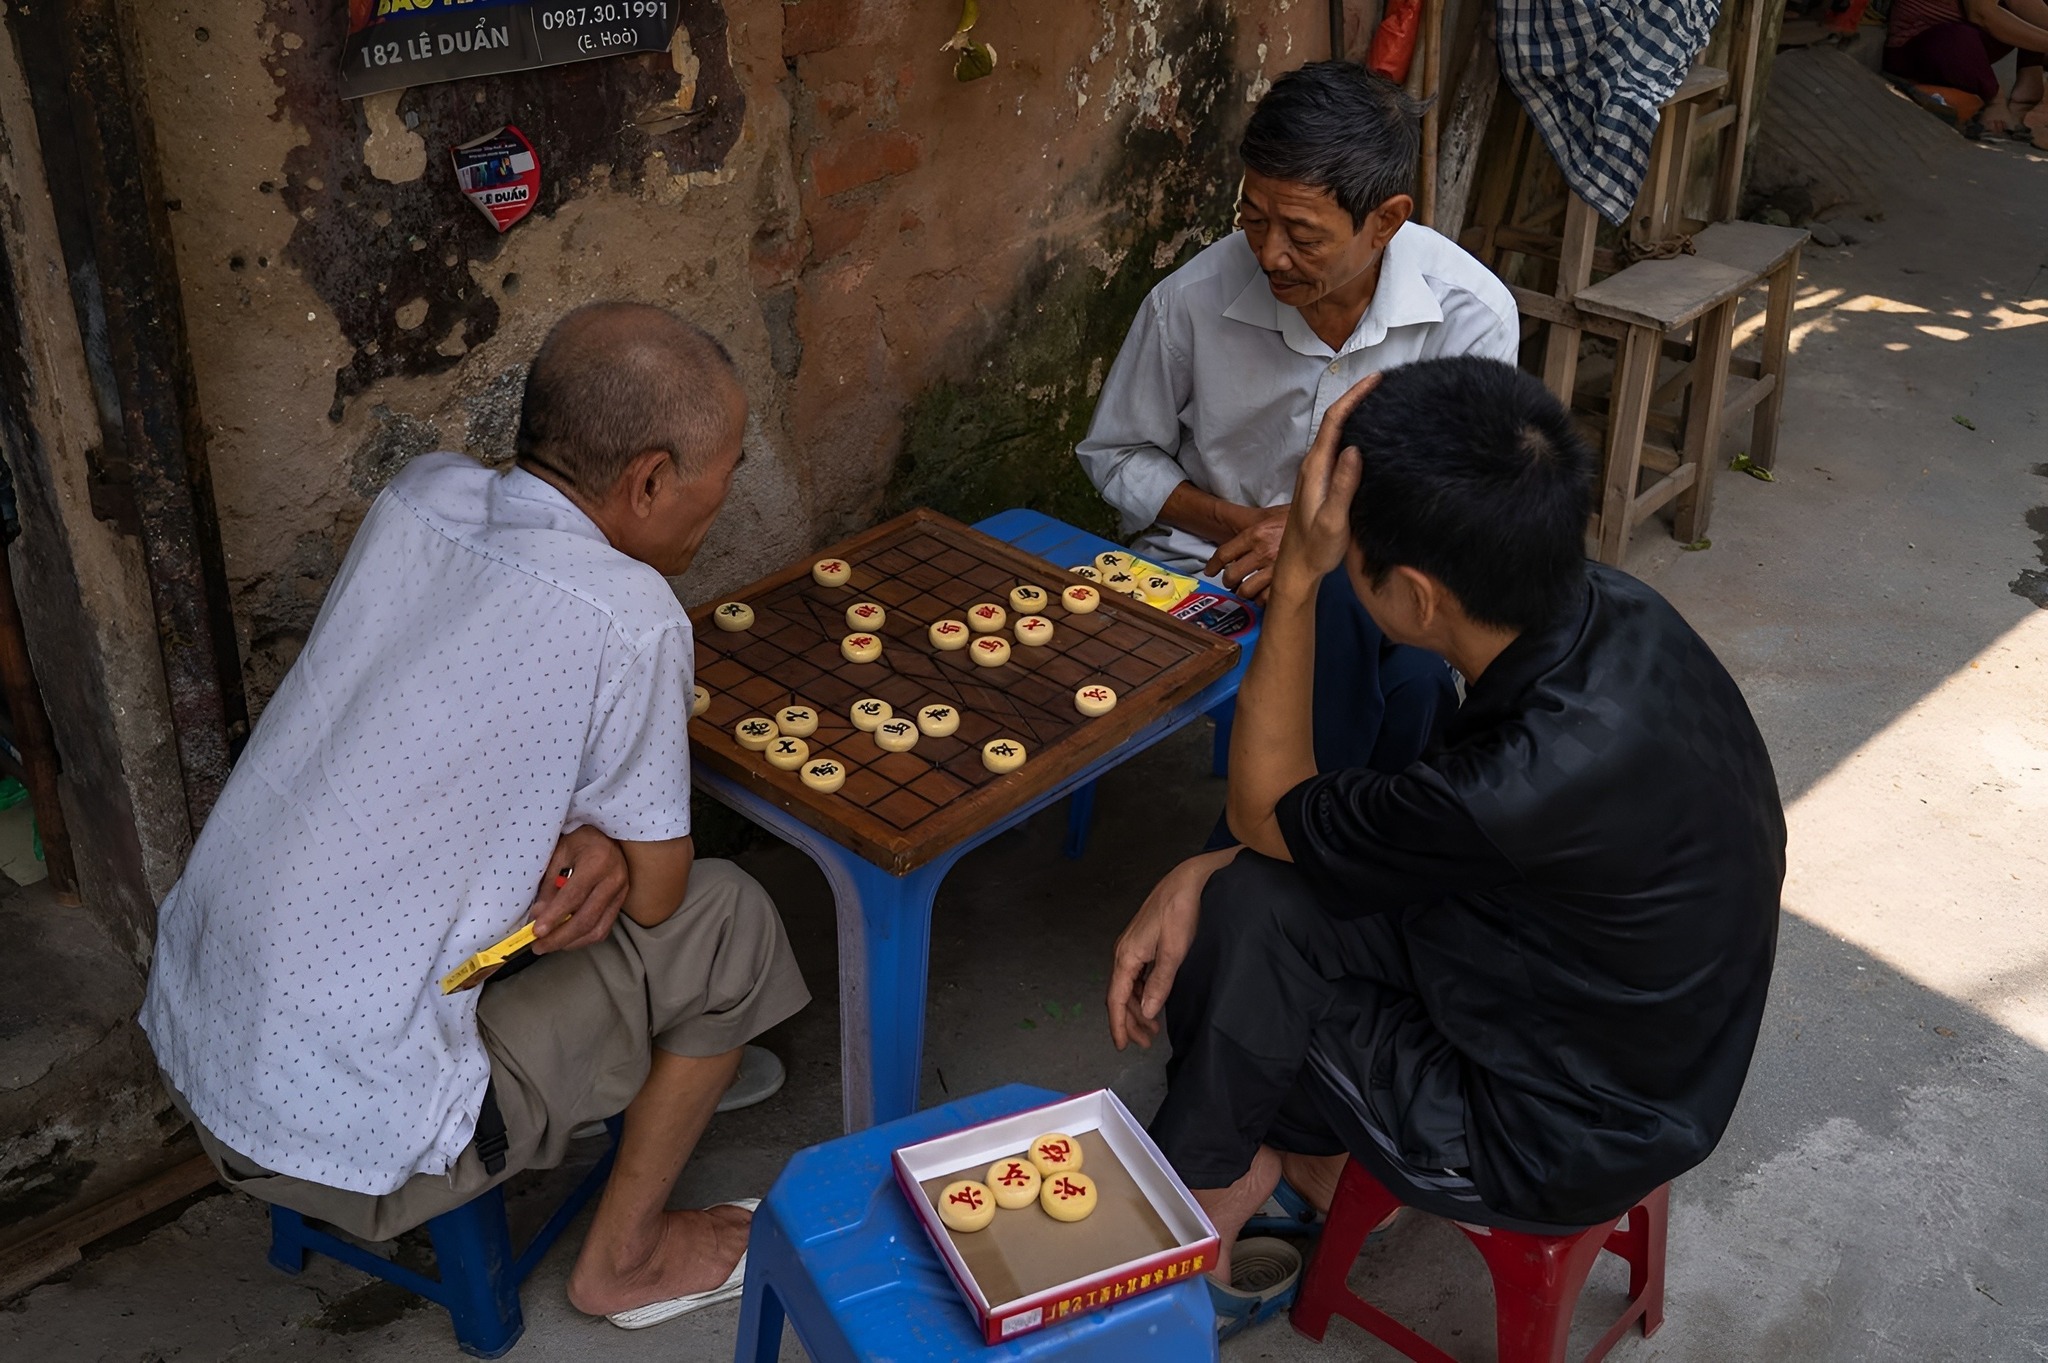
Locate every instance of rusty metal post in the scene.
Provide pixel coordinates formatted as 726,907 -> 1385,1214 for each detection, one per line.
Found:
13,0 -> 249,836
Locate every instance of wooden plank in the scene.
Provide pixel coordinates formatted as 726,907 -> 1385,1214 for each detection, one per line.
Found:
1541,196 -> 1601,400
1691,220 -> 1808,277
1720,370 -> 1776,423
1509,287 -> 1627,339
1630,460 -> 1699,524
688,510 -> 1239,875
1667,63 -> 1730,105
1674,298 -> 1739,541
1576,255 -> 1753,330
1492,226 -> 1623,276
1712,0 -> 1767,220
0,1156 -> 219,1301
1639,442 -> 1682,475
1692,104 -> 1738,137
1595,324 -> 1662,565
1748,252 -> 1801,469
1434,30 -> 1499,241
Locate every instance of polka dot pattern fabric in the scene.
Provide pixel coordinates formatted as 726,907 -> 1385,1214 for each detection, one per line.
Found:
140,454 -> 694,1196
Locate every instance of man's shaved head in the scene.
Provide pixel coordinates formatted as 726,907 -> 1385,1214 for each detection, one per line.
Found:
515,302 -> 742,495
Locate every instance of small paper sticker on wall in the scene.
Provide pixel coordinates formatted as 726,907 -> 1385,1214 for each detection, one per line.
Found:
451,125 -> 539,233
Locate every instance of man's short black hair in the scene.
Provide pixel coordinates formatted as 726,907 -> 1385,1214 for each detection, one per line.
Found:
1343,357 -> 1594,633
1239,61 -> 1424,227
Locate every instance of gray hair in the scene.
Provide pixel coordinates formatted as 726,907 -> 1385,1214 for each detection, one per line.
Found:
515,302 -> 741,494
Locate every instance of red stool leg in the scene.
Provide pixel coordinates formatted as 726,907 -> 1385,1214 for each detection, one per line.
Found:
1597,1184 -> 1669,1349
1291,1160 -> 1403,1342
1463,1217 -> 1616,1363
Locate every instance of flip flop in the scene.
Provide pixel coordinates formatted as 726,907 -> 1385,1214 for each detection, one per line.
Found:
1242,1178 -> 1322,1238
604,1199 -> 760,1330
1209,1236 -> 1303,1341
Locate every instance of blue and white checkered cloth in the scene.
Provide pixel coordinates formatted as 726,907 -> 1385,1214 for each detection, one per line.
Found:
1495,0 -> 1725,225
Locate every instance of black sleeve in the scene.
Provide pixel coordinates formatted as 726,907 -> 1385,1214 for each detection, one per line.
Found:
1275,765 -> 1517,917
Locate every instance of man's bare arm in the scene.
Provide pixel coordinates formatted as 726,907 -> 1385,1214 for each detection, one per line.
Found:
620,836 -> 696,928
1158,481 -> 1258,546
1226,376 -> 1380,854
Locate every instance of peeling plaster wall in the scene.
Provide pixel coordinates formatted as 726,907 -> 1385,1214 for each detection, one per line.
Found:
130,0 -> 1322,713
0,0 -> 1322,1247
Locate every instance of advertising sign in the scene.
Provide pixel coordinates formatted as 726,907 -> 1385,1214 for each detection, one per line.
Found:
341,0 -> 681,101
450,125 -> 540,232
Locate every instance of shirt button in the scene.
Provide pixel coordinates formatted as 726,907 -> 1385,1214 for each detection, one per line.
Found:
1327,362 -> 1339,374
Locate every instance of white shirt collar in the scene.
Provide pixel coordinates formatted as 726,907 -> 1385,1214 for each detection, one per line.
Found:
497,463 -> 610,545
1219,222 -> 1446,359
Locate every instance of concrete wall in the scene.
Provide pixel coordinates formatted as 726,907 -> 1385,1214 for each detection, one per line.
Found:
136,0 -> 1326,713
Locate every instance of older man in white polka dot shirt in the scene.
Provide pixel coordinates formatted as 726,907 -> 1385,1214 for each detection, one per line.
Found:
140,304 -> 809,1329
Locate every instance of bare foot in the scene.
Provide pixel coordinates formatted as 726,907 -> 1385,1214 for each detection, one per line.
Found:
1277,1151 -> 1350,1215
1191,1145 -> 1283,1284
566,1204 -> 752,1317
1983,97 -> 2014,135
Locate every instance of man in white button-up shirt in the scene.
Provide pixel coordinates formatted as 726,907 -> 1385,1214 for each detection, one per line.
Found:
1077,62 -> 1518,782
141,304 -> 808,1329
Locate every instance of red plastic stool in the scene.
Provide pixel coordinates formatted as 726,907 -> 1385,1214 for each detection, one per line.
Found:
1290,1161 -> 1667,1363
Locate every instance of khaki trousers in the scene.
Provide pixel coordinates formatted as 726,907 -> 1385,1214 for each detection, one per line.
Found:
171,859 -> 809,1242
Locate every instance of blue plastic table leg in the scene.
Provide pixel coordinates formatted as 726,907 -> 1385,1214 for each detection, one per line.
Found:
426,1187 -> 525,1358
1062,781 -> 1098,861
825,852 -> 961,1130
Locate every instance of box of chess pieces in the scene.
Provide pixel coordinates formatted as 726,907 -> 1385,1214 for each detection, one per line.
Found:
891,1088 -> 1220,1344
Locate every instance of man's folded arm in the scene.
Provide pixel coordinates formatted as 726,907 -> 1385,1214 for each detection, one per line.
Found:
619,836 -> 695,927
1273,765 -> 1517,916
1075,293 -> 1196,536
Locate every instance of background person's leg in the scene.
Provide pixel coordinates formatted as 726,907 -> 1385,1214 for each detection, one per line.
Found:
1884,22 -> 2004,107
565,1047 -> 748,1317
1311,568 -> 1455,773
1202,572 -> 1454,850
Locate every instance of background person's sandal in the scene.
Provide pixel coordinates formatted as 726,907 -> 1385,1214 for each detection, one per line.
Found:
605,1199 -> 760,1330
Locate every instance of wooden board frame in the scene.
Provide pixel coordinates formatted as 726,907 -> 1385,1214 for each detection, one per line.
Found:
688,510 -> 1240,875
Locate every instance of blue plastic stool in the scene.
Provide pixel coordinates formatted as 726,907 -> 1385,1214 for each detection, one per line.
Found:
267,1120 -> 621,1358
735,1084 -> 1218,1363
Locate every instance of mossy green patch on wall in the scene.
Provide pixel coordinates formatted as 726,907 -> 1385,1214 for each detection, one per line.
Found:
888,2 -> 1250,541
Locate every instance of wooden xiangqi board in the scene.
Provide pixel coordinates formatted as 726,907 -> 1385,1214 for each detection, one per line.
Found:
688,509 -> 1239,874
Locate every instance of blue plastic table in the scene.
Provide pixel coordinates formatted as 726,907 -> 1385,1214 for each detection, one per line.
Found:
734,1083 -> 1218,1363
690,510 -> 1255,1131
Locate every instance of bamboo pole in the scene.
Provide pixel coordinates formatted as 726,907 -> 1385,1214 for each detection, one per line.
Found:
1420,0 -> 1445,224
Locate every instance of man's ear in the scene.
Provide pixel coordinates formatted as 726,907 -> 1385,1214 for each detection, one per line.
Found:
1393,564 -> 1438,628
1367,194 -> 1413,251
625,448 -> 673,518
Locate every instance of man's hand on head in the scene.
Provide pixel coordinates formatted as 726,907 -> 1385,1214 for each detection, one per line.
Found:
1106,847 -> 1240,1050
1205,505 -> 1290,603
530,825 -> 630,955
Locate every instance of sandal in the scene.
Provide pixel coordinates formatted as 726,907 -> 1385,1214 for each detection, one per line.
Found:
1209,1236 -> 1303,1341
604,1199 -> 759,1329
1242,1178 -> 1322,1238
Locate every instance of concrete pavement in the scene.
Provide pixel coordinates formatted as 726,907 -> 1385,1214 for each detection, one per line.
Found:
6,47 -> 2047,1363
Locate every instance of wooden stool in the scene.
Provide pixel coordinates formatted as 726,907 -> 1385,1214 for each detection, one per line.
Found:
1573,253 -> 1751,561
1690,220 -> 1808,472
1290,1160 -> 1669,1363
